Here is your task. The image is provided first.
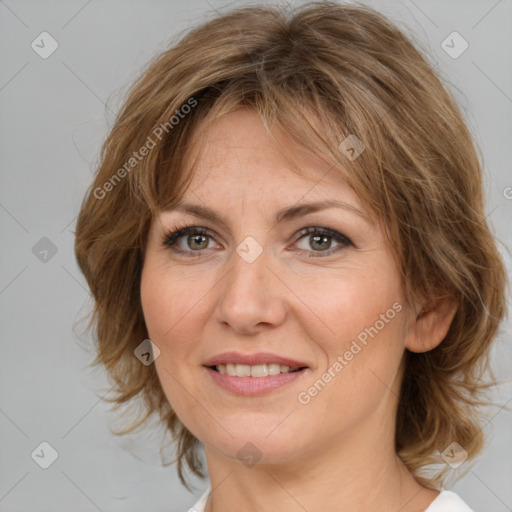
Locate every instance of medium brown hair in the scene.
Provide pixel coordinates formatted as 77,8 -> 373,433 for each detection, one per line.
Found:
74,1 -> 508,491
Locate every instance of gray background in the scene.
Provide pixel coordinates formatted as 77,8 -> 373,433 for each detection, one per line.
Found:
1,0 -> 511,511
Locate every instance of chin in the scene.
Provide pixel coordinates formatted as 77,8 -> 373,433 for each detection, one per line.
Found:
204,422 -> 305,464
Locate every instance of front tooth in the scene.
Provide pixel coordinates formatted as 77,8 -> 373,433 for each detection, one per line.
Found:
235,364 -> 251,377
250,364 -> 268,377
267,363 -> 281,375
216,363 -> 296,377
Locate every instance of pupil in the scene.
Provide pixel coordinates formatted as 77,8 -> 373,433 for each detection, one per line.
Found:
312,235 -> 330,251
189,235 -> 208,250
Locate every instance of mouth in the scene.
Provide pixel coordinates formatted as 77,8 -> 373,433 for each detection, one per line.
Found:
209,363 -> 308,377
202,352 -> 310,394
204,363 -> 309,396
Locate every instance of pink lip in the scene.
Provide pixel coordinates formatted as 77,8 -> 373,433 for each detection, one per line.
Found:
203,351 -> 309,369
205,366 -> 309,396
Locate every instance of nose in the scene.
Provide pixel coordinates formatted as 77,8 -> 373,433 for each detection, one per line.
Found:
213,243 -> 287,335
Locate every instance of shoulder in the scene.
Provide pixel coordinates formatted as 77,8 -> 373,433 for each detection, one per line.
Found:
424,490 -> 474,512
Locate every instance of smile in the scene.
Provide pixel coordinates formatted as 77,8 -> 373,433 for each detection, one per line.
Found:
205,365 -> 309,396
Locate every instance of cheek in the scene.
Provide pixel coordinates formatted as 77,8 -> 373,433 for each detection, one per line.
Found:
139,266 -> 198,406
140,260 -> 216,386
298,262 -> 403,350
296,263 -> 406,407
140,264 -> 207,429
140,262 -> 197,343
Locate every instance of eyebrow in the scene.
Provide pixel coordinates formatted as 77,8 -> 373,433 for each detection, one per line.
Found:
164,199 -> 369,228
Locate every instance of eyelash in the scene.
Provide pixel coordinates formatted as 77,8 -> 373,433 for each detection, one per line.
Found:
161,222 -> 353,258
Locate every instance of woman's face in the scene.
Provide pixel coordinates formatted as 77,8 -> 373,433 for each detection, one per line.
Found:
140,108 -> 418,467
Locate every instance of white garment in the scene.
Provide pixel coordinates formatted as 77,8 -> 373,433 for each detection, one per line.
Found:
186,485 -> 474,512
424,490 -> 474,512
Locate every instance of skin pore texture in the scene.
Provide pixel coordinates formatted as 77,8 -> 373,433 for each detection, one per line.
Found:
140,108 -> 457,512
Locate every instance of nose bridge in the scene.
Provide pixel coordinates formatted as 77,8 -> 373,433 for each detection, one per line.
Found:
225,238 -> 270,302
214,237 -> 285,331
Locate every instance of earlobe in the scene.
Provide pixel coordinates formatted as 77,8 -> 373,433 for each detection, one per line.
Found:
406,296 -> 458,353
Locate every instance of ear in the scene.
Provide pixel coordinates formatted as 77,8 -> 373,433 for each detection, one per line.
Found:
405,295 -> 458,353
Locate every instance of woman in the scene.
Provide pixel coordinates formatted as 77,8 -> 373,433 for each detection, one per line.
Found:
74,3 -> 507,511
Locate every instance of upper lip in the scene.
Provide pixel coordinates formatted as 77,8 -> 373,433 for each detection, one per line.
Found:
203,352 -> 309,369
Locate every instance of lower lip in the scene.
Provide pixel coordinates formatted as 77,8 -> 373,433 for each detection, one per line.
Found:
205,366 -> 309,396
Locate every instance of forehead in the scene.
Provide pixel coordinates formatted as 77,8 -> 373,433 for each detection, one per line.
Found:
180,109 -> 357,205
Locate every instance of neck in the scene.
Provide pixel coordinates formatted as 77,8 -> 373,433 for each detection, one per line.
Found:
202,411 -> 439,512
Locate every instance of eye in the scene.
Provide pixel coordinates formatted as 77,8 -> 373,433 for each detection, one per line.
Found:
161,223 -> 353,258
292,226 -> 352,257
162,224 -> 220,257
